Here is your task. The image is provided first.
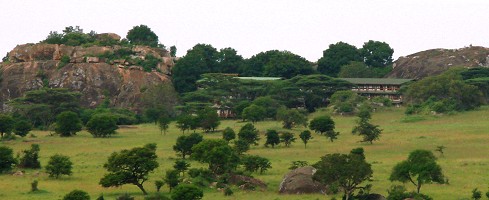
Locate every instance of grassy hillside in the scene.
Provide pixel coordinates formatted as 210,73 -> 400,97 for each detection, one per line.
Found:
1,106 -> 489,199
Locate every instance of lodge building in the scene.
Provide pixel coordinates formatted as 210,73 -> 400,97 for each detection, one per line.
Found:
339,78 -> 414,104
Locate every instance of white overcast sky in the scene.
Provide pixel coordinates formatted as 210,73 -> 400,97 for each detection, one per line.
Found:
1,0 -> 488,61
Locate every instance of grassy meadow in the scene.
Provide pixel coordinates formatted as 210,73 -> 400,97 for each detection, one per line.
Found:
1,106 -> 489,199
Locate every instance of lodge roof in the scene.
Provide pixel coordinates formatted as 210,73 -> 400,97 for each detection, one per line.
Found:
235,77 -> 283,81
339,78 -> 414,85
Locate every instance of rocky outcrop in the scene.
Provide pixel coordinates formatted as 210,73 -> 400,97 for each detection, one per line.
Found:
387,46 -> 489,79
228,174 -> 267,191
278,166 -> 328,194
1,43 -> 175,111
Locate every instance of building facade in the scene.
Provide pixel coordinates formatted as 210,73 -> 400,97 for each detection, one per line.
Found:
339,78 -> 414,104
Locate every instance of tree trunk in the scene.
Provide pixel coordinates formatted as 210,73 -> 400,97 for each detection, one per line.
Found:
136,183 -> 148,195
417,183 -> 421,193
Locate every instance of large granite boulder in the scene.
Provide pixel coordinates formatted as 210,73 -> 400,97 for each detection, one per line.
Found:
278,166 -> 328,194
228,174 -> 267,191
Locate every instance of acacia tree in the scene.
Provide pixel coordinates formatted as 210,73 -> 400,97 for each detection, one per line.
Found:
173,133 -> 203,159
55,111 -> 82,137
276,108 -> 308,129
313,148 -> 372,200
265,129 -> 280,148
299,130 -> 312,148
390,150 -> 445,194
100,143 -> 159,195
352,108 -> 382,144
309,115 -> 339,142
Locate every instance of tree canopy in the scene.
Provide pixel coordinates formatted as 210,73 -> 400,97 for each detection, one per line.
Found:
126,24 -> 159,47
317,42 -> 361,77
309,115 -> 339,142
100,143 -> 159,195
191,139 -> 239,174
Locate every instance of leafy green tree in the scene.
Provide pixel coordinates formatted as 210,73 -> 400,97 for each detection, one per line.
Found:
309,115 -> 339,142
313,148 -> 373,200
46,154 -> 73,178
155,180 -> 165,192
360,40 -> 394,68
197,107 -> 220,132
173,160 -> 190,176
240,50 -> 313,78
141,84 -> 179,118
13,120 -> 32,137
171,184 -> 204,200
158,115 -> 171,135
352,108 -> 382,144
170,45 -> 177,57
173,133 -> 203,159
317,42 -> 361,77
238,123 -> 260,146
338,61 -> 376,78
217,47 -> 244,73
241,155 -> 272,174
233,100 -> 252,119
299,130 -> 312,148
222,127 -> 236,142
18,144 -> 41,169
330,90 -> 364,113
252,96 -> 283,119
126,24 -> 159,47
389,150 -> 445,193
191,139 -> 240,174
0,114 -> 14,138
280,132 -> 296,147
265,129 -> 280,148
86,114 -> 118,138
175,114 -> 193,133
55,111 -> 82,137
172,44 -> 219,93
0,146 -> 17,173
233,139 -> 250,155
386,185 -> 433,200
164,169 -> 180,192
241,104 -> 266,123
145,108 -> 161,124
63,189 -> 90,200
100,144 -> 159,195
276,108 -> 308,129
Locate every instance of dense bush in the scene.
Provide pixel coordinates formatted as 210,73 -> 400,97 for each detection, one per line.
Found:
86,114 -> 118,137
0,146 -> 17,173
171,184 -> 204,200
46,154 -> 73,178
63,189 -> 90,200
18,144 -> 41,169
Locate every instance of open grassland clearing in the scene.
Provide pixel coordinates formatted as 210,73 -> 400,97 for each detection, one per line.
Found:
1,107 -> 489,199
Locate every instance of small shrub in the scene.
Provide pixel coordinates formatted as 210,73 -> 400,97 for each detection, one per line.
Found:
58,55 -> 70,69
31,180 -> 39,192
0,146 -> 17,173
171,184 -> 204,200
63,189 -> 90,200
18,144 -> 41,169
472,188 -> 482,200
45,154 -> 73,178
224,187 -> 233,196
116,193 -> 134,200
96,194 -> 104,200
144,193 -> 170,200
155,180 -> 164,192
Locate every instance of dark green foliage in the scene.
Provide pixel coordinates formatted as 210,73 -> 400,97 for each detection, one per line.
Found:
9,88 -> 81,128
240,50 -> 313,78
175,114 -> 194,133
472,188 -> 482,200
299,130 -> 312,148
360,40 -> 394,68
313,148 -> 373,200
172,44 -> 219,93
238,123 -> 260,146
191,139 -> 240,174
317,42 -> 361,77
224,187 -> 233,196
80,108 -> 137,125
170,46 -> 177,57
309,115 -> 339,142
265,129 -> 280,148
46,154 -> 73,178
280,132 -> 296,147
18,144 -> 41,169
241,104 -> 266,123
338,61 -> 377,78
58,55 -> 70,69
233,101 -> 252,119
164,169 -> 180,191
116,193 -> 134,200
0,114 -> 14,138
86,114 -> 118,137
31,180 -> 39,192
352,108 -> 382,144
158,116 -> 171,135
134,54 -> 162,72
276,108 -> 308,129
386,185 -> 433,200
0,146 -> 17,173
389,150 -> 445,193
405,69 -> 484,113
233,139 -> 250,155
252,96 -> 283,119
222,127 -> 236,142
145,108 -> 161,124
155,180 -> 165,192
196,107 -> 220,132
55,111 -> 82,137
217,47 -> 244,73
289,161 -> 309,170
173,133 -> 203,159
174,160 -> 190,176
171,184 -> 204,200
141,84 -> 179,118
126,25 -> 159,47
99,144 -> 159,195
330,90 -> 364,113
13,120 -> 32,137
240,155 -> 272,174
63,189 -> 90,200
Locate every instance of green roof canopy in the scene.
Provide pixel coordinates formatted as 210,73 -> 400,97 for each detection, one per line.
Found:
339,78 -> 413,85
236,77 -> 283,81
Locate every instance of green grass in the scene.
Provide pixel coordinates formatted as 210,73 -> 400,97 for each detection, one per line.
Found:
2,106 -> 489,199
